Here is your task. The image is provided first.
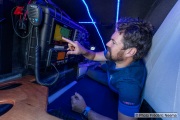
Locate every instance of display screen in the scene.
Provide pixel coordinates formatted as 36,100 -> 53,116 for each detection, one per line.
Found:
52,23 -> 74,45
57,52 -> 66,60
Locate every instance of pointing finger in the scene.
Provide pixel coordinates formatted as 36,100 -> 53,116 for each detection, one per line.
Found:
62,37 -> 76,46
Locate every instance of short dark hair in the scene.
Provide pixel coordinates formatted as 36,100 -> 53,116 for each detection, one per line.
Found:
116,17 -> 154,60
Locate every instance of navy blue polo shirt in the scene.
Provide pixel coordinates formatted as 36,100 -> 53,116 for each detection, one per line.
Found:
104,51 -> 147,117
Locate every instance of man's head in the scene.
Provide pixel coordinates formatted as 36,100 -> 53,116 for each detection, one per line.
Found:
117,17 -> 154,60
106,17 -> 154,62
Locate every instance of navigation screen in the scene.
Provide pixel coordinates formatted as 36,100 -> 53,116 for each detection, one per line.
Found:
53,24 -> 73,42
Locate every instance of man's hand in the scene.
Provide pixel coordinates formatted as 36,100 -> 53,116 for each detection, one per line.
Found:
71,92 -> 87,113
62,37 -> 87,55
62,37 -> 105,61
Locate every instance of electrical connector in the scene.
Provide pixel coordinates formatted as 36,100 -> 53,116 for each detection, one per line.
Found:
14,6 -> 24,15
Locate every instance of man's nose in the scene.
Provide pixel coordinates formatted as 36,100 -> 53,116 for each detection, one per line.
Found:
106,41 -> 111,47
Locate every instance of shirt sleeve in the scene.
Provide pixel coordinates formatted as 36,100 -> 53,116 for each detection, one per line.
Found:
117,79 -> 142,117
118,101 -> 140,117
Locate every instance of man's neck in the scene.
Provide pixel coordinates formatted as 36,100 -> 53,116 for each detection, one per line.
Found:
115,57 -> 134,68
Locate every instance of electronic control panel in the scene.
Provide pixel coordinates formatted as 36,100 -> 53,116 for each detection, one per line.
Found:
26,4 -> 89,69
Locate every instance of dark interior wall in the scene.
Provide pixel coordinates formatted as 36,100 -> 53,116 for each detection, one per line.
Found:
0,1 -> 3,74
0,0 -> 14,75
0,0 -> 27,75
119,0 -> 178,32
120,0 -> 156,19
145,0 -> 177,32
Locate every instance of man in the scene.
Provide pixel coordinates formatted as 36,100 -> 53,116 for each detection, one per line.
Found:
62,17 -> 154,120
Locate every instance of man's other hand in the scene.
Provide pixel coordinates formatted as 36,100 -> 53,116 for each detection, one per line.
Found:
71,92 -> 87,113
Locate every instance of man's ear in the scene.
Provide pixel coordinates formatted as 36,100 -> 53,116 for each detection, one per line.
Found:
124,47 -> 137,57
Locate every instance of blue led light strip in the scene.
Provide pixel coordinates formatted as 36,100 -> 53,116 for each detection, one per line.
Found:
81,0 -> 106,50
116,0 -> 120,22
79,22 -> 96,24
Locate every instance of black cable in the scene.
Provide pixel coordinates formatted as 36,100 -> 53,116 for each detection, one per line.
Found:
11,7 -> 32,38
34,26 -> 60,86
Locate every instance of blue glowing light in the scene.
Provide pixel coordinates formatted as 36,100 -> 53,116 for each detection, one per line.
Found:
116,0 -> 120,22
79,22 -> 96,24
81,0 -> 106,50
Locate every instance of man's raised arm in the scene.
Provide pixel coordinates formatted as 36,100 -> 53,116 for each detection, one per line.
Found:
62,37 -> 107,61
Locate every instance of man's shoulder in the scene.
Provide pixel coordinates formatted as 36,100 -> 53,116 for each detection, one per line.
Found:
111,59 -> 147,81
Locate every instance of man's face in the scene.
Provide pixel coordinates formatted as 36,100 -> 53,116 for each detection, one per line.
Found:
106,31 -> 125,61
